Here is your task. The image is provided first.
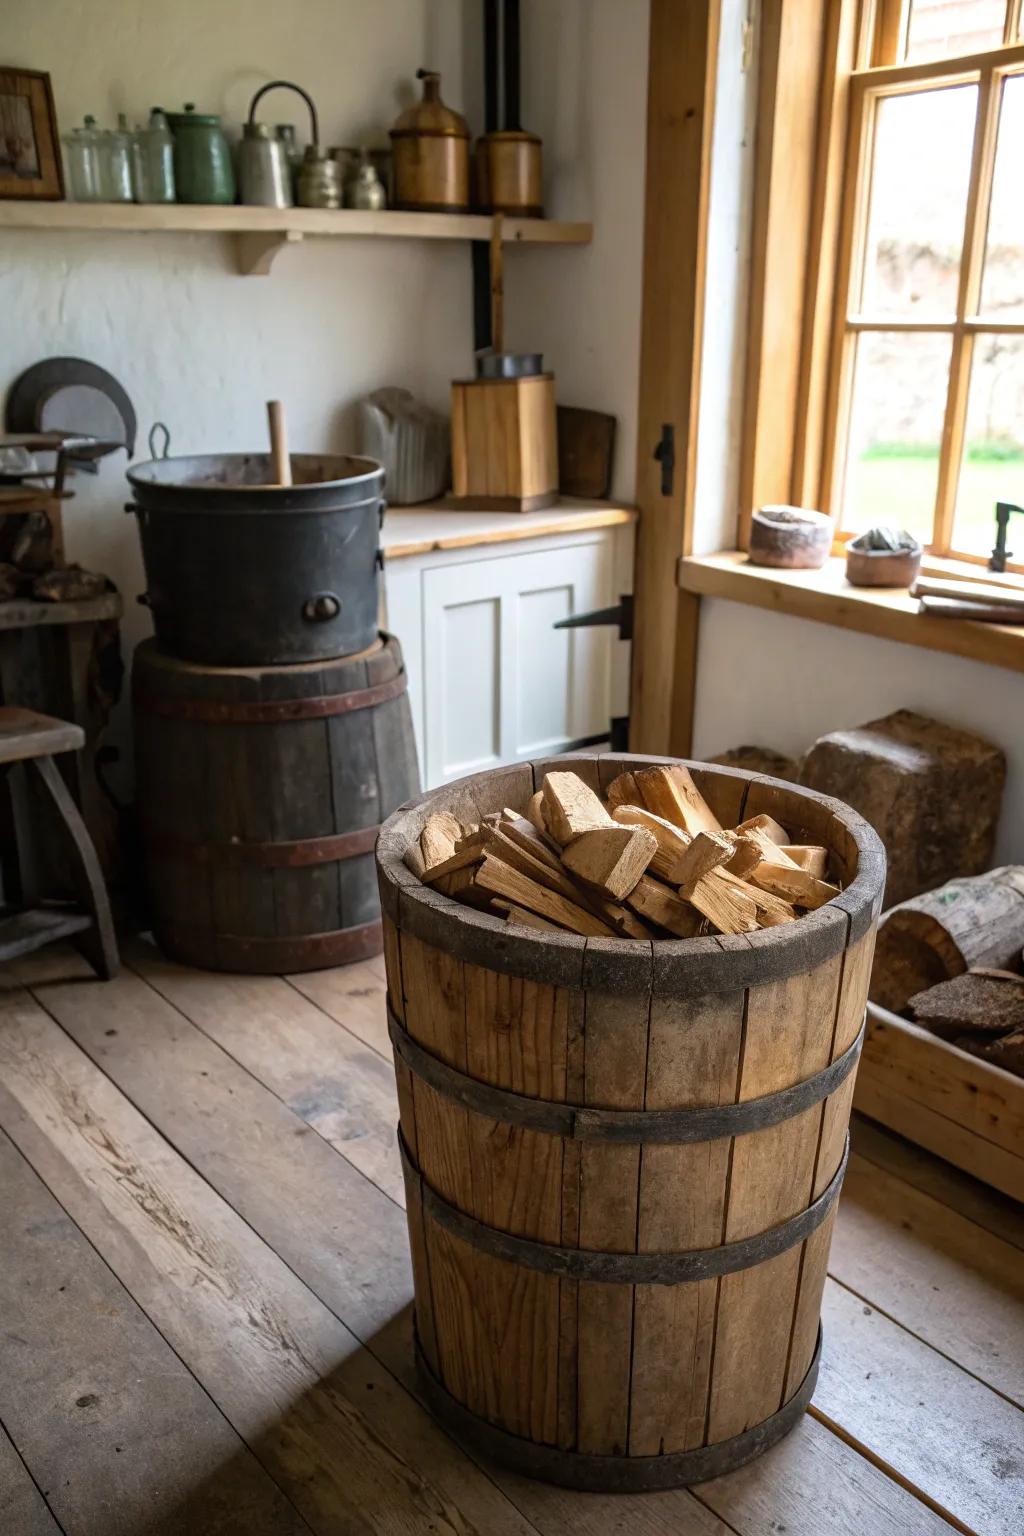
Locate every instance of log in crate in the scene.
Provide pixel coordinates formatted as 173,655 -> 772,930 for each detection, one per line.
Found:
376,754 -> 886,1490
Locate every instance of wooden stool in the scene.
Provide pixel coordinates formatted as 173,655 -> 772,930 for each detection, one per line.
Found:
0,706 -> 118,979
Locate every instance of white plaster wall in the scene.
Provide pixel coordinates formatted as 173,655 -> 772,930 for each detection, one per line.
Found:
3,0 -> 646,781
692,599 -> 1024,865
2,1 -> 475,617
505,0 -> 649,506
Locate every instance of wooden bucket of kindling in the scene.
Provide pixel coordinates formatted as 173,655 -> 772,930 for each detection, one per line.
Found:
376,755 -> 885,1491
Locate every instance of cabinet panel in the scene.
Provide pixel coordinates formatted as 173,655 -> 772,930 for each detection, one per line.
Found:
421,537 -> 612,786
517,584 -> 572,752
440,596 -> 500,777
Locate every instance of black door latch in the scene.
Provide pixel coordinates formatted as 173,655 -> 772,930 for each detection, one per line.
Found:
653,423 -> 675,496
991,501 -> 1024,572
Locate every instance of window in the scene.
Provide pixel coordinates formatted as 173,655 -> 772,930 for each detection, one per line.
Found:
824,0 -> 1024,569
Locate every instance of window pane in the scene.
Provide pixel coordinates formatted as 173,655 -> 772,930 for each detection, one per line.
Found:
905,0 -> 1007,62
842,332 -> 953,544
978,76 -> 1024,321
952,334 -> 1024,556
860,87 -> 976,318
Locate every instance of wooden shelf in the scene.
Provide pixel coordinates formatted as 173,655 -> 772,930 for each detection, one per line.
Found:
0,201 -> 592,274
0,593 -> 123,631
678,551 -> 1024,675
382,497 -> 636,560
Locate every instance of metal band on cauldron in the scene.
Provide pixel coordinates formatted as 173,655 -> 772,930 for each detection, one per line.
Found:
133,668 -> 407,723
388,1000 -> 864,1142
142,823 -> 380,867
413,1325 -> 822,1491
399,1130 -> 848,1283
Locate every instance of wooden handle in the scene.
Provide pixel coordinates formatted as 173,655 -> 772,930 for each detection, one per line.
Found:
912,575 -> 1024,615
490,212 -> 504,355
918,594 -> 1024,624
266,400 -> 292,488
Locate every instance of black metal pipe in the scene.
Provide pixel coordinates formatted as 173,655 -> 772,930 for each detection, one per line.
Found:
483,0 -> 500,133
503,0 -> 521,129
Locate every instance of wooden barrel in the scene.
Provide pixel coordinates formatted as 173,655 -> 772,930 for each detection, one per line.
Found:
134,632 -> 419,973
376,754 -> 885,1491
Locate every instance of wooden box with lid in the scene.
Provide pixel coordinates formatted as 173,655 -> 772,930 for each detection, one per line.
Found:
450,372 -> 558,511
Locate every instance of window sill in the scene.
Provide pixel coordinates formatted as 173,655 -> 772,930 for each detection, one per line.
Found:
678,552 -> 1024,674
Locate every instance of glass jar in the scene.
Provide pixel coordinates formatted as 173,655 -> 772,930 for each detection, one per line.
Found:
63,115 -> 102,202
349,148 -> 387,210
99,113 -> 134,202
131,107 -> 176,202
276,123 -> 302,197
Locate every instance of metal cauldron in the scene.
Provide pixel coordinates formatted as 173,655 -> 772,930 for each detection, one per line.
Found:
126,449 -> 385,666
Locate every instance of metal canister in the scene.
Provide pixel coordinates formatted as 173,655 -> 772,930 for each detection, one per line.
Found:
475,128 -> 543,217
168,105 -> 236,204
297,145 -> 342,208
238,122 -> 292,208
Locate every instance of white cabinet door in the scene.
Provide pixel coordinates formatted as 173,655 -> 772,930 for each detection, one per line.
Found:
421,537 -> 612,785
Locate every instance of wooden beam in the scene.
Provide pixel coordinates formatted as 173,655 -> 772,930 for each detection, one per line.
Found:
739,0 -> 835,547
629,0 -> 720,754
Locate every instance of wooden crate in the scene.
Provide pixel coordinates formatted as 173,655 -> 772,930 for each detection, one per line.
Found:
856,1002 -> 1024,1203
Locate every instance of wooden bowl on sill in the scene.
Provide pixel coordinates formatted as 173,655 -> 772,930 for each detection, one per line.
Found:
845,537 -> 923,589
748,505 -> 834,569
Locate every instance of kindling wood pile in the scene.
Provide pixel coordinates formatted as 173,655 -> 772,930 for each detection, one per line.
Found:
404,765 -> 840,938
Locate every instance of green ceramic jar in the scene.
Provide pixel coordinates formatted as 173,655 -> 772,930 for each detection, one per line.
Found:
167,103 -> 236,204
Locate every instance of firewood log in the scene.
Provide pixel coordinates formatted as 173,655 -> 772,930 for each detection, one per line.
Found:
541,771 -> 614,845
561,824 -> 658,900
633,764 -> 722,836
870,867 -> 1024,1012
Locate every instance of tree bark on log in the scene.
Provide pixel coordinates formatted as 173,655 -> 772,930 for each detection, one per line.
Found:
870,866 -> 1024,1012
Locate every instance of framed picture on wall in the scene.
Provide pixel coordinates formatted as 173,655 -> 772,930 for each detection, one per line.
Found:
0,68 -> 63,200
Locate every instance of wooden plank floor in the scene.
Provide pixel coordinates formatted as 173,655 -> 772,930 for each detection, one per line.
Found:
1,940 -> 1022,1536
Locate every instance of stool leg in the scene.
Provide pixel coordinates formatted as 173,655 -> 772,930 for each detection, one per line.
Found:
8,761 -> 42,907
31,755 -> 119,980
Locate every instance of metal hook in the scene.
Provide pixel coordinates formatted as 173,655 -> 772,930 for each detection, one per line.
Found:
148,421 -> 171,460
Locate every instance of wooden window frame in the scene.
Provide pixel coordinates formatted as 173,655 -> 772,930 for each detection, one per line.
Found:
822,36 -> 1024,571
739,0 -> 1024,574
628,0 -> 721,754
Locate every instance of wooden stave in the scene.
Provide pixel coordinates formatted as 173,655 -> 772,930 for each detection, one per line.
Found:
413,1324 -> 823,1491
134,631 -> 419,972
378,753 -> 883,1480
386,916 -> 874,1470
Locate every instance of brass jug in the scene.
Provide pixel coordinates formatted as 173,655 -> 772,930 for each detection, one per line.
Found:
390,70 -> 470,213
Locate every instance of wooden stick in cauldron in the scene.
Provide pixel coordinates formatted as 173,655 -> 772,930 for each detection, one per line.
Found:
266,400 -> 293,488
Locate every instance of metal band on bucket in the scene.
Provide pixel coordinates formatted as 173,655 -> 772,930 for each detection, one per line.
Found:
412,1325 -> 822,1492
389,1000 -> 864,1143
400,1130 -> 848,1283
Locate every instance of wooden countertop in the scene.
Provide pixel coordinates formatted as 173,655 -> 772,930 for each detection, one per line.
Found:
382,498 -> 636,560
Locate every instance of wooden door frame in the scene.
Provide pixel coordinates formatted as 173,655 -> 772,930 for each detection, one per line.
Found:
628,0 -> 721,755
630,0 -> 864,755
